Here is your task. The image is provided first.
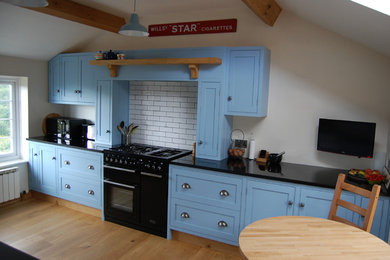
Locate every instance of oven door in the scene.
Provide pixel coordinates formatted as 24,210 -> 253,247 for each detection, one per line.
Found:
104,166 -> 140,224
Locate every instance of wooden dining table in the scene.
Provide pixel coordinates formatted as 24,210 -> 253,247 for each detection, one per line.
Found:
239,216 -> 390,259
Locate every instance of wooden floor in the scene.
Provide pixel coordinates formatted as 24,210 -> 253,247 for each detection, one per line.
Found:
0,199 -> 242,260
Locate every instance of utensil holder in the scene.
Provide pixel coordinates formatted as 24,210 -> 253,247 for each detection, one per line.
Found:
125,135 -> 131,145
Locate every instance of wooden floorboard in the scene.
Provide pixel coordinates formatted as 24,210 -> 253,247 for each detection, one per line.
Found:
0,199 -> 242,260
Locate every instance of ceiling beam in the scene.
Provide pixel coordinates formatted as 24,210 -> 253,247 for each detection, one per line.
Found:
242,0 -> 282,26
26,0 -> 125,33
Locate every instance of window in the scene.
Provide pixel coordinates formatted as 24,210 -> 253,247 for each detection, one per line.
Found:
0,78 -> 19,161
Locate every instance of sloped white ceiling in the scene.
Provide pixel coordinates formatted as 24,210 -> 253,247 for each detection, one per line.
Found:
0,0 -> 389,60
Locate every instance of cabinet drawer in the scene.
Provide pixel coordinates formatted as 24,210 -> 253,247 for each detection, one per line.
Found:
170,166 -> 242,210
170,198 -> 240,243
58,149 -> 101,180
59,174 -> 101,209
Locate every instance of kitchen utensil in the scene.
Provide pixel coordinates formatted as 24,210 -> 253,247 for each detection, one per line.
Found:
120,121 -> 124,129
130,125 -> 138,135
117,125 -> 125,135
268,152 -> 284,164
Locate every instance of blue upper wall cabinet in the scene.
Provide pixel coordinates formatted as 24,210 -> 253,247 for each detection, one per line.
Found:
225,47 -> 270,117
49,47 -> 269,158
95,80 -> 129,147
48,53 -> 101,105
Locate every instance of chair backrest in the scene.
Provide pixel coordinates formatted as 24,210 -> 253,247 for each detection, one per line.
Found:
328,173 -> 381,232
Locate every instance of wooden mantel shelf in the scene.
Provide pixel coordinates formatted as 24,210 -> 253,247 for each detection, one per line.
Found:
89,57 -> 222,78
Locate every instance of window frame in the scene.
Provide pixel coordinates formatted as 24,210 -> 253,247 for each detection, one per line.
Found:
0,77 -> 20,162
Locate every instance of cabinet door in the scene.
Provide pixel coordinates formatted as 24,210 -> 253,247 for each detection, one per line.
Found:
244,179 -> 296,227
226,48 -> 270,117
298,187 -> 358,224
359,196 -> 390,241
80,55 -> 97,104
48,56 -> 61,102
61,56 -> 80,102
95,80 -> 112,144
28,143 -> 41,191
40,144 -> 57,196
196,81 -> 220,159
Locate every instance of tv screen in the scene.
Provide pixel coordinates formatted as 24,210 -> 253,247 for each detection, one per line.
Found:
317,118 -> 376,158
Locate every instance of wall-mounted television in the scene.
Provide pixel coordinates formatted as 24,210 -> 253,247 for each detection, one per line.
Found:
317,118 -> 376,158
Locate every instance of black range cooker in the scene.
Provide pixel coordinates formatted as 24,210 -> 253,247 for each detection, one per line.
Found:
103,143 -> 191,237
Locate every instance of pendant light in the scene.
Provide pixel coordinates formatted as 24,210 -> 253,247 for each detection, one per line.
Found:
1,0 -> 49,7
119,0 -> 149,37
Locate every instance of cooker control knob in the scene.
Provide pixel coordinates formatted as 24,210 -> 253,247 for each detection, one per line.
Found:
145,164 -> 150,169
119,159 -> 123,164
114,159 -> 118,163
124,160 -> 128,165
157,166 -> 162,171
110,158 -> 113,162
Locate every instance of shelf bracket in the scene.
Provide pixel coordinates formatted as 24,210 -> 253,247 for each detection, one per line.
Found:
107,64 -> 118,77
188,64 -> 199,79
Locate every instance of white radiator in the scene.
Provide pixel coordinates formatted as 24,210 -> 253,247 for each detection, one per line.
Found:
0,167 -> 20,203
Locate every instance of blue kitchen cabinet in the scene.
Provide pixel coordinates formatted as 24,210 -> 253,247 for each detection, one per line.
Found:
297,186 -> 359,225
244,178 -> 296,226
28,142 -> 57,196
57,147 -> 103,209
225,47 -> 270,117
168,165 -> 243,246
196,81 -> 221,159
48,53 -> 97,105
359,195 -> 390,241
48,55 -> 61,102
95,80 -> 129,147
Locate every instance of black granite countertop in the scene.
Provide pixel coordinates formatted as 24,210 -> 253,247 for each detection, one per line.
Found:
171,155 -> 390,196
27,136 -> 105,153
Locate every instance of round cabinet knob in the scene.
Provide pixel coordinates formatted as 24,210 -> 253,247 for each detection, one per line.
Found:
219,190 -> 229,197
88,165 -> 94,170
181,183 -> 191,190
33,153 -> 38,156
65,184 -> 71,189
288,200 -> 293,206
106,130 -> 110,133
74,90 -> 78,93
56,89 -> 60,93
64,160 -> 70,165
299,202 -> 305,208
180,212 -> 190,219
198,140 -> 203,145
218,221 -> 228,228
52,157 -> 56,160
88,190 -> 94,195
227,96 -> 232,101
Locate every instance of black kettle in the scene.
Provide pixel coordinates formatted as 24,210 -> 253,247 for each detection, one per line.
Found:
106,50 -> 117,60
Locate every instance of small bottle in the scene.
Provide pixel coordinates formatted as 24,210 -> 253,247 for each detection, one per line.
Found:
95,51 -> 103,60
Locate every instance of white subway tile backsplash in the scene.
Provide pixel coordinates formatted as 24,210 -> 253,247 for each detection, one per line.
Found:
130,81 -> 198,149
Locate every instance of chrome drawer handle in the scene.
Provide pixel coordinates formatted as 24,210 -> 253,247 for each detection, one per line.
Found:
88,190 -> 94,195
218,221 -> 228,228
181,183 -> 191,190
64,160 -> 70,165
219,190 -> 229,197
88,165 -> 94,170
180,212 -> 190,219
288,200 -> 293,206
65,184 -> 71,189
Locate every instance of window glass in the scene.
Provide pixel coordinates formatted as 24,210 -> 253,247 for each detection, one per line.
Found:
0,82 -> 15,156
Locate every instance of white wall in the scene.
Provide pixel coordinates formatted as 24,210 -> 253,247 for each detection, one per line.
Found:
74,8 -> 390,170
0,55 -> 64,193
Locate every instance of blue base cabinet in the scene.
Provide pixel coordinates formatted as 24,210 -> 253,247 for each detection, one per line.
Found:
168,165 -> 390,245
28,142 -> 57,197
168,165 -> 243,245
28,141 -> 103,209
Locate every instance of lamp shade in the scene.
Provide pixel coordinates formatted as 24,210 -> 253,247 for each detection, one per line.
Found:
119,13 -> 149,37
2,0 -> 49,7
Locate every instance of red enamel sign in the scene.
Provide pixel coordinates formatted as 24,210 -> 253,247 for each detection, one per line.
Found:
148,19 -> 237,37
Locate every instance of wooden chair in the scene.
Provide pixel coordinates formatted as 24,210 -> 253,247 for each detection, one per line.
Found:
328,173 -> 381,232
